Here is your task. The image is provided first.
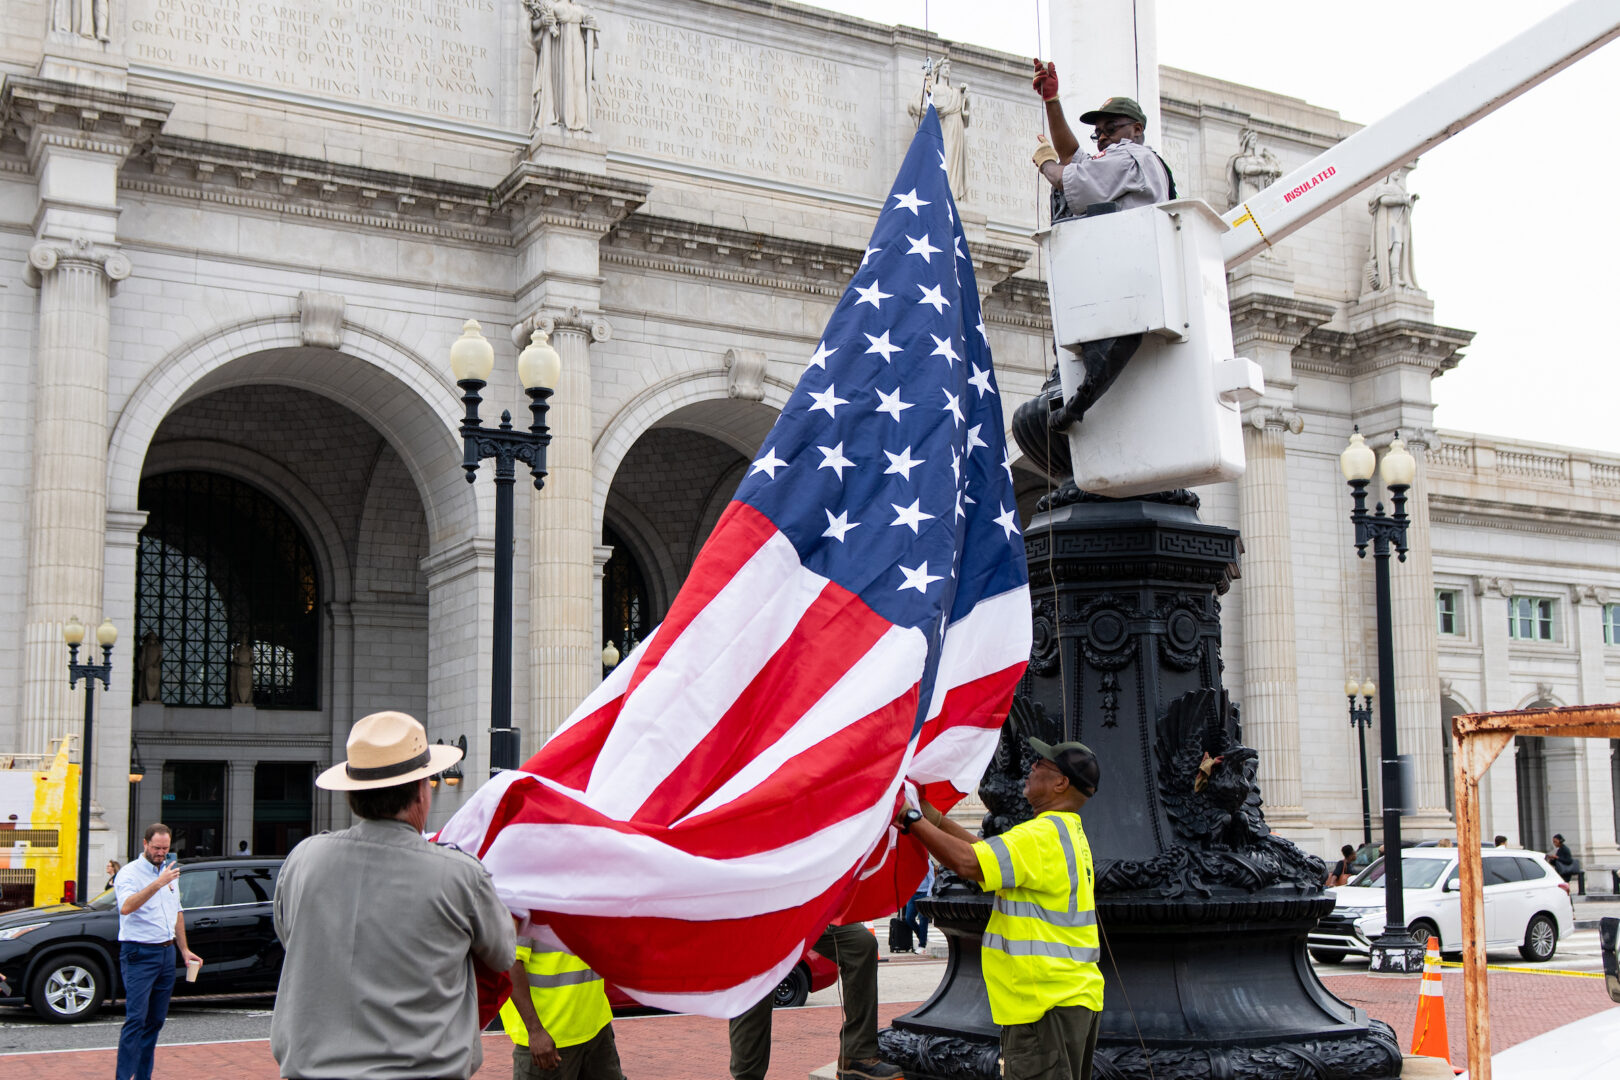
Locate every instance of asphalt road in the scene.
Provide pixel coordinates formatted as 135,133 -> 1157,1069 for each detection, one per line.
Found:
1,930 -> 1606,1057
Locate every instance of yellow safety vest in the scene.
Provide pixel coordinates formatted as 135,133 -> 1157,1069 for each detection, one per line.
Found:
498,944 -> 613,1049
972,810 -> 1104,1026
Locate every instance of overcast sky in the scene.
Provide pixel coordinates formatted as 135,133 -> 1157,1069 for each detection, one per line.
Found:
795,1 -> 1620,454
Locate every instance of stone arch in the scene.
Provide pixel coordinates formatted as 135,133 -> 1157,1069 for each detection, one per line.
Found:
107,316 -> 479,550
592,370 -> 790,539
354,442 -> 430,601
141,439 -> 354,607
602,498 -> 678,618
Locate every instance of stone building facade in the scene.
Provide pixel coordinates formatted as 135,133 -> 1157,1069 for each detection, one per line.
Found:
2,0 -> 1615,877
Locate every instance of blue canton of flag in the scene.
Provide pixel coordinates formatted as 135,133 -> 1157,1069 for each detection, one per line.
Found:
733,105 -> 1028,665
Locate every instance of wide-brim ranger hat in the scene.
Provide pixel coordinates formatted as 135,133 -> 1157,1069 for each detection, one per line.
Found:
1078,96 -> 1147,127
316,711 -> 464,791
1027,737 -> 1101,797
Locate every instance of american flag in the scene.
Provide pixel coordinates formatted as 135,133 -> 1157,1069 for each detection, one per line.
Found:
439,106 -> 1030,1018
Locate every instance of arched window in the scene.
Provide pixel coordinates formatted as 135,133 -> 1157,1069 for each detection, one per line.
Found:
135,472 -> 320,708
602,525 -> 651,662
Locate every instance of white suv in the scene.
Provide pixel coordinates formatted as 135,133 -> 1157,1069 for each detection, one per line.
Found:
1308,847 -> 1574,963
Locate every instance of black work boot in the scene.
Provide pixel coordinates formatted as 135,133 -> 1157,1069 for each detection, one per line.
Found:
838,1059 -> 905,1080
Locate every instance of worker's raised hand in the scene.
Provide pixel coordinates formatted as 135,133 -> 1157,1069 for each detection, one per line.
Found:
1032,58 -> 1060,102
1032,135 -> 1060,168
157,863 -> 181,888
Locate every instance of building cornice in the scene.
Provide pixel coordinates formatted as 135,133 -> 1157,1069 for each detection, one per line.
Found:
119,133 -> 516,245
0,74 -> 172,168
1293,318 -> 1474,377
1430,493 -> 1620,542
1228,293 -> 1338,350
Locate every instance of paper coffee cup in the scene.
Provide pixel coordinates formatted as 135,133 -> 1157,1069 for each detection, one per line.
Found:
185,957 -> 202,983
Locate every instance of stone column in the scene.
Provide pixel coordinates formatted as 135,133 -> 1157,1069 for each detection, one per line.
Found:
96,508 -> 147,864
5,77 -> 169,754
1475,577 -> 1520,841
1383,434 -> 1451,827
1571,587 -> 1620,862
228,760 -> 256,854
593,543 -> 614,656
527,311 -> 610,745
20,241 -> 131,753
1238,408 -> 1308,824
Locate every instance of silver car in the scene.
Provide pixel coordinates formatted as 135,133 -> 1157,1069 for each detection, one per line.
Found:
1309,847 -> 1575,963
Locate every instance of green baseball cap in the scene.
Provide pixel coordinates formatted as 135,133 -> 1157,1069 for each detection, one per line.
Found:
1078,96 -> 1147,127
1028,738 -> 1100,796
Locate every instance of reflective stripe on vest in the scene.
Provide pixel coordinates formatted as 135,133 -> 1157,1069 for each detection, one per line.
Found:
985,834 -> 1017,888
992,896 -> 1098,927
498,946 -> 612,1050
983,931 -> 1102,963
526,967 -> 603,989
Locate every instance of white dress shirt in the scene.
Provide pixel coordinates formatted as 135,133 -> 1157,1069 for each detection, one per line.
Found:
114,857 -> 181,944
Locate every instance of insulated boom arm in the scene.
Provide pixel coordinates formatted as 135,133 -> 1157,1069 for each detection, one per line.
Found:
1220,0 -> 1620,269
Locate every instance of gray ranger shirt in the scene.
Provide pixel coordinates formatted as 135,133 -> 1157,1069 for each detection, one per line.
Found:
271,817 -> 517,1079
1060,137 -> 1172,212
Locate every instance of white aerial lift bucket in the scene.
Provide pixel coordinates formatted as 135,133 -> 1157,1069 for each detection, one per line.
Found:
1037,199 -> 1263,498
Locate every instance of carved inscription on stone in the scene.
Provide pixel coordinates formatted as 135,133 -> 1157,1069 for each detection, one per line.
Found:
125,0 -> 509,125
594,18 -> 881,193
964,92 -> 1042,224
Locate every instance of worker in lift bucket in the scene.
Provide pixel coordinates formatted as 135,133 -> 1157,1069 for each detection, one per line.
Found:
1030,60 -> 1177,432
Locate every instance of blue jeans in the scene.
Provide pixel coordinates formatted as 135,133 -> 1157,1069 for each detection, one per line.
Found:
117,941 -> 176,1080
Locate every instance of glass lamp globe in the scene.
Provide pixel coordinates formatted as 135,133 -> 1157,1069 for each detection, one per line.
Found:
518,329 -> 562,391
1380,436 -> 1417,489
63,616 -> 86,647
96,618 -> 118,647
449,319 -> 495,383
1360,680 -> 1376,700
1339,431 -> 1376,482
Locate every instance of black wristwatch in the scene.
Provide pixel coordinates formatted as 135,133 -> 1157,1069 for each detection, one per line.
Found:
898,808 -> 923,834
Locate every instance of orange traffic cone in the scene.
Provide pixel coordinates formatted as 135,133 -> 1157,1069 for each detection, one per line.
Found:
1411,935 -> 1452,1065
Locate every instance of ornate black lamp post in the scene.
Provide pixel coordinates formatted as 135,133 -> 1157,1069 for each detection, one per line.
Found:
64,615 -> 117,902
450,320 -> 561,777
1345,678 -> 1376,846
1339,429 -> 1425,973
127,737 -> 145,860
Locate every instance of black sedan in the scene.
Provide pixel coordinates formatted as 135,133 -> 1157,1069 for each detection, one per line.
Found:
0,856 -> 283,1022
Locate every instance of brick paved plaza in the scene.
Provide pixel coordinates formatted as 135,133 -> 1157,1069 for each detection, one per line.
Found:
8,971 -> 1613,1079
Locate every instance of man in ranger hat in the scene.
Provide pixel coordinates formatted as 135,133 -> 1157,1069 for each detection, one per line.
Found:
897,738 -> 1104,1080
1028,60 -> 1176,433
271,711 -> 516,1080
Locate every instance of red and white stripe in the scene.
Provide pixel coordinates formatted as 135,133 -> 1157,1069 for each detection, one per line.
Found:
440,502 -> 1027,1017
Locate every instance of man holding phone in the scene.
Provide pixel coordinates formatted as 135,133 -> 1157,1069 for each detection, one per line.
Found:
114,823 -> 203,1080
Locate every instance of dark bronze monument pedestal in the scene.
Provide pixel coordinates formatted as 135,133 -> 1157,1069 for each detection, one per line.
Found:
878,495 -> 1402,1080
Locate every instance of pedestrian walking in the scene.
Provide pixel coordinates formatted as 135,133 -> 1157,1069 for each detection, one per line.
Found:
270,711 -> 516,1079
114,823 -> 203,1080
901,861 -> 935,951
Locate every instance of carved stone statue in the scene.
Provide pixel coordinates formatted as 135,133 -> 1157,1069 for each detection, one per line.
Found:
1227,128 -> 1281,208
51,0 -> 111,42
525,0 -> 600,134
229,639 -> 254,706
910,60 -> 971,199
137,631 -> 162,704
1363,166 -> 1420,294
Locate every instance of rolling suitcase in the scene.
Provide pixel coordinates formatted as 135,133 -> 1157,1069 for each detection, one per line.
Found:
888,916 -> 913,953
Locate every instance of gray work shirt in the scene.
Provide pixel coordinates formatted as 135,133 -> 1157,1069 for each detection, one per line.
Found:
270,818 -> 517,1080
1060,138 -> 1172,212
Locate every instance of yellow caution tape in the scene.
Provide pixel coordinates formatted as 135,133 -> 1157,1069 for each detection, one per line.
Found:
1434,959 -> 1604,978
